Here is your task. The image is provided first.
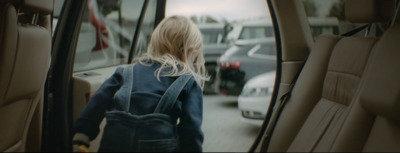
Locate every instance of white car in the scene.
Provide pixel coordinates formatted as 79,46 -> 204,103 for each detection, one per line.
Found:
238,71 -> 276,126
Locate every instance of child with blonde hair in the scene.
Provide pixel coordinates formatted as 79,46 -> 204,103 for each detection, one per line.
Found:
72,15 -> 208,152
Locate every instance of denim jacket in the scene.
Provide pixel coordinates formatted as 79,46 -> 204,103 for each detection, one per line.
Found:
73,62 -> 204,152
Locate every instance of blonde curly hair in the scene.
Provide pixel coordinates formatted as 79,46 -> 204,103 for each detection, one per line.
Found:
138,15 -> 209,88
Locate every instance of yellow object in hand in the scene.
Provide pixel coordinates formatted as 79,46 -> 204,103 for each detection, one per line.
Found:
78,145 -> 90,152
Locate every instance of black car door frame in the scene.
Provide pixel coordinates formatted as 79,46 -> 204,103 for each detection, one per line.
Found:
43,0 -> 165,151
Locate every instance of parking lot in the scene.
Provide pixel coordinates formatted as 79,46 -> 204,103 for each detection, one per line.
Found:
202,95 -> 261,152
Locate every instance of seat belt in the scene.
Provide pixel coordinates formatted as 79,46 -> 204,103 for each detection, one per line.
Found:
340,24 -> 370,36
259,61 -> 305,152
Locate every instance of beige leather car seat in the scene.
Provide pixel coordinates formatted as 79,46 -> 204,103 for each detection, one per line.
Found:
356,24 -> 400,152
262,0 -> 396,152
0,0 -> 53,152
330,22 -> 400,152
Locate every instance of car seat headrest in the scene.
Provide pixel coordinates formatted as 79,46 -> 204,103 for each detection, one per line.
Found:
345,0 -> 396,23
359,25 -> 400,122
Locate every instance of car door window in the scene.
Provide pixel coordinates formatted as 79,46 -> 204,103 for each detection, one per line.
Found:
131,0 -> 158,62
52,0 -> 64,35
303,0 -> 385,39
73,0 -> 158,72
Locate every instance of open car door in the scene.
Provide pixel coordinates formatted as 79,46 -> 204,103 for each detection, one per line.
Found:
43,0 -> 165,151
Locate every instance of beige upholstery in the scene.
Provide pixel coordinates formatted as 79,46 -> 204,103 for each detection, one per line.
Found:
287,37 -> 378,152
345,0 -> 396,23
360,26 -> 400,123
262,0 -> 397,152
266,35 -> 342,152
330,24 -> 400,152
0,0 -> 52,152
267,36 -> 378,152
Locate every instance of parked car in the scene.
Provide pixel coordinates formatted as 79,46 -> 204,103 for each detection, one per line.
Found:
215,38 -> 276,95
227,21 -> 275,42
238,71 -> 275,126
197,23 -> 233,94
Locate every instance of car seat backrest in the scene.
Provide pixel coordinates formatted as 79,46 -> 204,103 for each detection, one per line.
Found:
0,0 -> 53,152
359,26 -> 400,151
288,37 -> 378,152
264,0 -> 396,152
289,0 -> 398,152
330,23 -> 400,152
265,34 -> 342,152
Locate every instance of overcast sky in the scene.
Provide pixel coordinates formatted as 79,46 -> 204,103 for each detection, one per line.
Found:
165,0 -> 271,22
104,0 -> 338,22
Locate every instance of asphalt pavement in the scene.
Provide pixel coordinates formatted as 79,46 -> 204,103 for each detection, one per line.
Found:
202,95 -> 261,152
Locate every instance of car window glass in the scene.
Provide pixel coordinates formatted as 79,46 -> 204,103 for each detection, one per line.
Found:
131,0 -> 158,62
72,0 -> 158,72
303,0 -> 340,39
52,0 -> 65,34
303,0 -> 390,39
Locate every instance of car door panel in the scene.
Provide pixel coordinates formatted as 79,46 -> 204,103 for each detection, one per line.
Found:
72,64 -> 128,152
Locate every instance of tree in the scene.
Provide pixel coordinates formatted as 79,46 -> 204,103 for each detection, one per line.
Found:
303,0 -> 317,17
328,0 -> 345,20
190,15 -> 199,23
204,15 -> 218,23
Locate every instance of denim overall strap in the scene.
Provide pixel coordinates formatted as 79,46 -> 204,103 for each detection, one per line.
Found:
114,64 -> 134,112
153,74 -> 192,114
